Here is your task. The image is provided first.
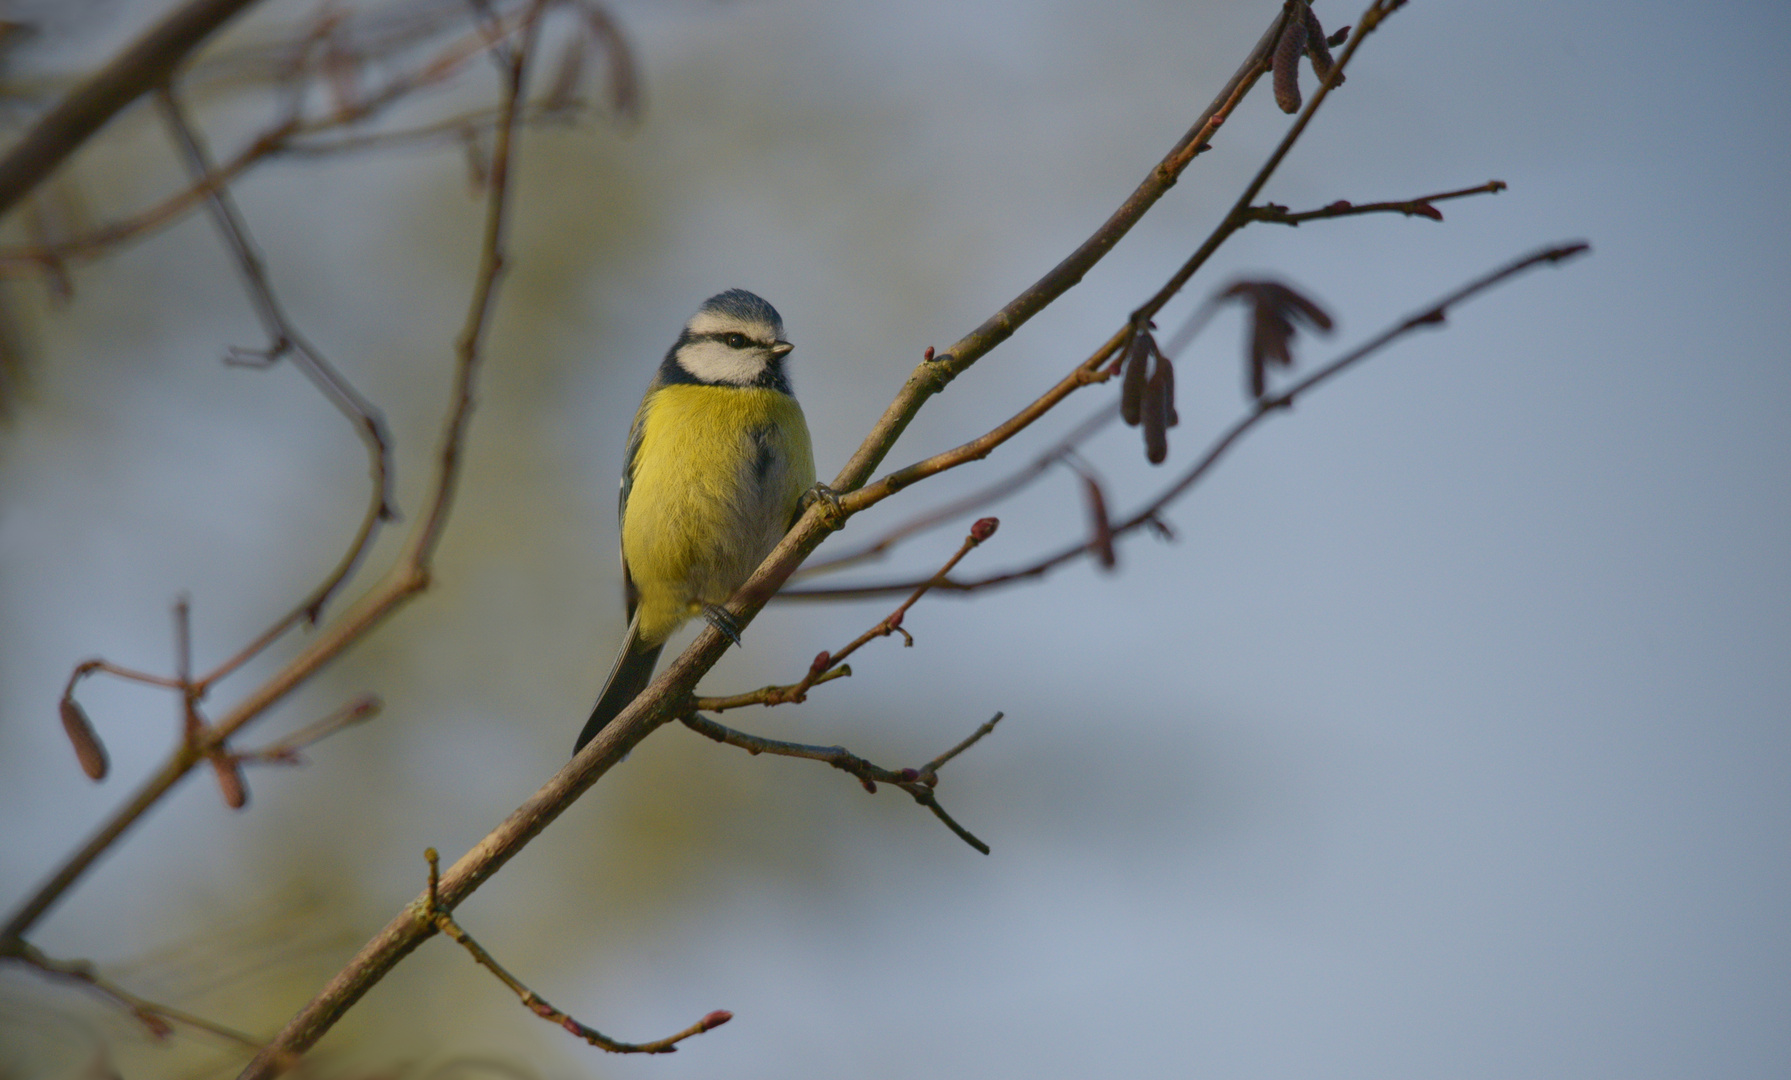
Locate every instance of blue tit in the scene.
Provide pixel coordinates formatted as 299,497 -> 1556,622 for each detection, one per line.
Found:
574,289 -> 816,755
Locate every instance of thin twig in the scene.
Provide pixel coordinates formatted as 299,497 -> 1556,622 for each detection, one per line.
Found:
5,938 -> 263,1049
235,694 -> 382,764
422,850 -> 730,1054
157,86 -> 398,676
1246,180 -> 1507,226
691,666 -> 851,713
63,658 -> 184,694
680,712 -> 1003,854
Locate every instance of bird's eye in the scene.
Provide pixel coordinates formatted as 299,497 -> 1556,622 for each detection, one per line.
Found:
723,332 -> 749,349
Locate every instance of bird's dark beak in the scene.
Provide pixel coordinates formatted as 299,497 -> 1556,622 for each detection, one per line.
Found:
771,341 -> 794,357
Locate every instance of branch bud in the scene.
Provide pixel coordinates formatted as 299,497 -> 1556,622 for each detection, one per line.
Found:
970,517 -> 999,543
810,650 -> 832,675
700,1010 -> 734,1031
60,697 -> 108,780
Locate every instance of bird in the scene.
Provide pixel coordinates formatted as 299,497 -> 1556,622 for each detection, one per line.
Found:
573,289 -> 816,755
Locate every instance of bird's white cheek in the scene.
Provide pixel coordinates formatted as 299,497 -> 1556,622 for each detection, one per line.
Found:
677,342 -> 765,386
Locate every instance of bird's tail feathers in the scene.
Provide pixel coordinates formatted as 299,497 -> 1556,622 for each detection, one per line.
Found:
573,613 -> 665,756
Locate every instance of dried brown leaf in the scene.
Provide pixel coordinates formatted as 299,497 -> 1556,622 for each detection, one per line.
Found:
1082,475 -> 1117,570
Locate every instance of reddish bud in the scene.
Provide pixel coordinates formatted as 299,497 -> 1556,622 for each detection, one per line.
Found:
1326,199 -> 1353,212
1327,26 -> 1351,47
860,777 -> 877,794
60,698 -> 108,780
810,650 -> 832,675
701,1010 -> 734,1030
1410,201 -> 1443,221
886,609 -> 904,630
922,346 -> 935,362
970,517 -> 999,543
133,1008 -> 175,1039
899,767 -> 920,781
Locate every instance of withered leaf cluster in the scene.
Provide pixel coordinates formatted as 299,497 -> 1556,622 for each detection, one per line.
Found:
1222,280 -> 1334,399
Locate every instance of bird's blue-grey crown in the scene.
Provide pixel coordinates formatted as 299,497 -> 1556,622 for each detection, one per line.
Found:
699,288 -> 784,332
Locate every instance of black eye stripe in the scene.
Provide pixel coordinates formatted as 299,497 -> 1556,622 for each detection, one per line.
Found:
694,330 -> 767,350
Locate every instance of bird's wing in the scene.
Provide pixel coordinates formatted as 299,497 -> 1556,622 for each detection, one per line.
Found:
618,385 -> 654,620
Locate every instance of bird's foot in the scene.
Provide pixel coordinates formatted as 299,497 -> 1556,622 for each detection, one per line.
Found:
801,483 -> 846,530
703,604 -> 745,647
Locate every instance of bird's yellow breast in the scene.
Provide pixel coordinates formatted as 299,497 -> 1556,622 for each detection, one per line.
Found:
622,382 -> 814,644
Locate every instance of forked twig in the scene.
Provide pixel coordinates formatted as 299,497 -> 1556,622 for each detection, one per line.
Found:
422,850 -> 731,1054
680,713 -> 1004,854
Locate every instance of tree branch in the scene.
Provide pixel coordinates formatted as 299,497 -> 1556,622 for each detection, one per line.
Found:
0,0 -> 271,219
